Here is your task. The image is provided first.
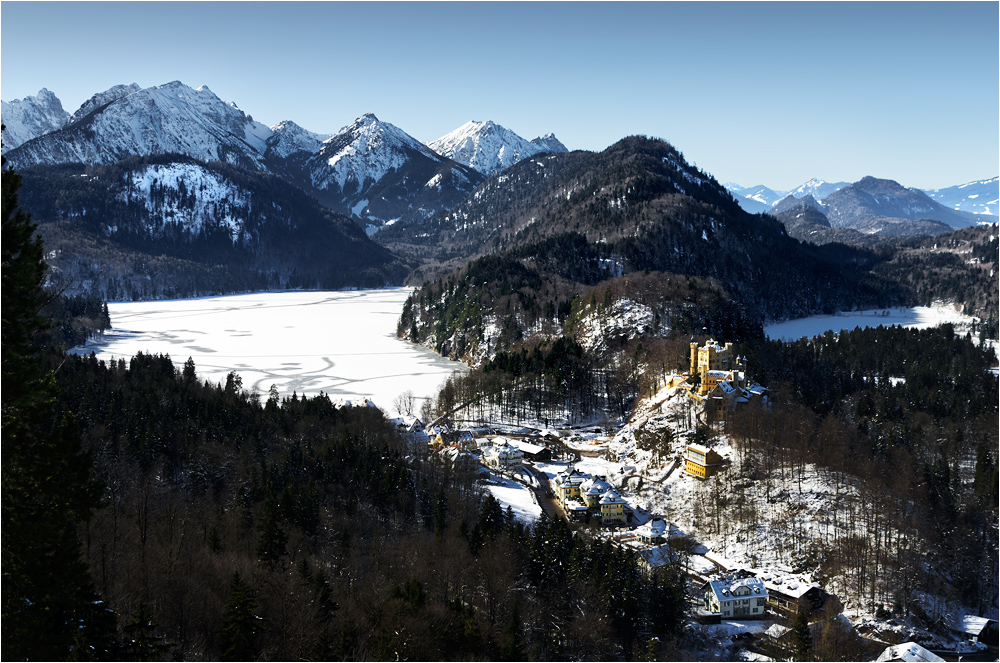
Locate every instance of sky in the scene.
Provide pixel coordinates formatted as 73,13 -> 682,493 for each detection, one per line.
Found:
1,1 -> 997,191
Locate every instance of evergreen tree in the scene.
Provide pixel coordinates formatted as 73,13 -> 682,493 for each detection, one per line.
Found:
220,572 -> 260,661
255,490 -> 288,564
792,609 -> 813,662
502,600 -> 525,661
2,154 -> 112,659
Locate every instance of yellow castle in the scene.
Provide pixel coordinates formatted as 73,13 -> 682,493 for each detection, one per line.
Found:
683,340 -> 765,423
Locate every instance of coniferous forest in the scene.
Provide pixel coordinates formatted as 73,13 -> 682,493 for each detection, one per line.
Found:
3,159 -> 689,660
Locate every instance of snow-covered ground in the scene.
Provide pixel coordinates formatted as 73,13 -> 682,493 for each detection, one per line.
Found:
70,289 -> 467,409
764,304 -> 977,342
483,470 -> 543,524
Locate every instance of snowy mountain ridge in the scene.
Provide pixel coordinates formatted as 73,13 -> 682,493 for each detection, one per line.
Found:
310,113 -> 439,193
264,120 -> 330,160
1,88 -> 70,153
428,120 -> 567,176
4,81 -> 274,171
68,83 -> 143,125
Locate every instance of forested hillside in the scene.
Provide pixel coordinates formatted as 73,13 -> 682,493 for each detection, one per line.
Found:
382,136 -> 896,324
731,325 -> 999,617
16,156 -> 411,300
871,225 -> 998,337
46,353 -> 689,660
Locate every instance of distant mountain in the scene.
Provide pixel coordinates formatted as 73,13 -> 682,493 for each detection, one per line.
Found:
777,178 -> 849,205
263,120 -> 330,160
1,88 -> 70,153
921,177 -> 998,217
531,133 -> 569,154
67,83 -> 142,124
288,113 -> 484,228
428,120 -> 563,177
822,176 -> 983,232
5,81 -> 273,171
725,183 -> 786,214
16,156 -> 410,300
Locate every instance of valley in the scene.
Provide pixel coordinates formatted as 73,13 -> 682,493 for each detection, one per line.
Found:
3,76 -> 997,662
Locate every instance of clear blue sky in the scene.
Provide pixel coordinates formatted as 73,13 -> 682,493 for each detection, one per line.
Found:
2,1 -> 997,190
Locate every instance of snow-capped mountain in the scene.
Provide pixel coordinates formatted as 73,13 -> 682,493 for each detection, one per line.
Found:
5,81 -> 273,171
428,120 -> 565,177
299,113 -> 483,225
531,133 -> 569,154
1,88 -> 70,153
775,178 -> 849,207
724,183 -> 786,214
67,83 -> 142,124
429,120 -> 541,177
264,120 -> 330,161
921,177 -> 999,217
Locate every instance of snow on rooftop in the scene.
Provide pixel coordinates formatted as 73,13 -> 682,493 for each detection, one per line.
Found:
875,642 -> 945,663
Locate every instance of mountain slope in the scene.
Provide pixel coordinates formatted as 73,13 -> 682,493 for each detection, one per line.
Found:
531,133 -> 568,154
67,83 -> 142,124
273,113 -> 484,227
5,81 -> 273,171
823,176 -> 984,231
384,136 -> 894,327
725,183 -> 786,214
428,120 -> 552,177
921,177 -> 999,217
17,156 -> 410,300
1,88 -> 70,153
777,178 -> 849,205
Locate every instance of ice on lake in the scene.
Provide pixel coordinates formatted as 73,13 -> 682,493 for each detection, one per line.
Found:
764,305 -> 976,342
71,289 -> 467,411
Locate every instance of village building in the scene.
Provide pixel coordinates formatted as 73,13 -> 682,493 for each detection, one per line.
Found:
949,615 -> 999,648
875,642 -> 945,663
702,575 -> 769,619
564,499 -> 590,522
685,443 -> 724,478
507,438 -> 552,462
634,518 -> 667,545
552,469 -> 588,504
762,623 -> 793,649
581,476 -> 612,508
636,543 -> 678,576
432,429 -> 476,451
599,489 -> 627,526
481,437 -> 523,470
757,571 -> 841,620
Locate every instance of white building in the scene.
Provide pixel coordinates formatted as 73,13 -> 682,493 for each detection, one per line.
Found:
481,437 -> 523,470
633,518 -> 667,545
703,575 -> 768,619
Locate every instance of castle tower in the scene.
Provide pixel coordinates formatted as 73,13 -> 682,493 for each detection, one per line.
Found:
690,342 -> 699,376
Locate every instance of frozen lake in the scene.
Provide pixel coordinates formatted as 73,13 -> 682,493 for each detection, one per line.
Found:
764,305 -> 976,342
71,289 -> 467,412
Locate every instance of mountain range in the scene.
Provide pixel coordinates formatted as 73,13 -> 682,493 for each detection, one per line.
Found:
726,176 -> 998,235
2,81 -> 996,328
2,83 -> 566,229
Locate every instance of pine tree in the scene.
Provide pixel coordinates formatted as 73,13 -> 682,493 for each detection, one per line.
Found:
255,490 -> 287,564
792,609 -> 813,661
220,572 -> 260,661
2,153 -> 112,659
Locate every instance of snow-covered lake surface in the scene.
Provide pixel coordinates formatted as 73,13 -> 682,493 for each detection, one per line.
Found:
764,305 -> 976,341
71,289 -> 467,411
